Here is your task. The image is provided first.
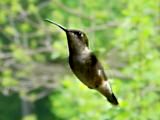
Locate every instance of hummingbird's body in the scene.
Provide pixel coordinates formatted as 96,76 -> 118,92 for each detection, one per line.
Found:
45,19 -> 118,105
69,47 -> 98,89
69,46 -> 103,89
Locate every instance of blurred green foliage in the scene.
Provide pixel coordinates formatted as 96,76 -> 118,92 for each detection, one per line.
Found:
0,0 -> 159,120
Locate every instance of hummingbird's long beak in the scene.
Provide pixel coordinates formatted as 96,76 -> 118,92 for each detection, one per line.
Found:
45,19 -> 67,32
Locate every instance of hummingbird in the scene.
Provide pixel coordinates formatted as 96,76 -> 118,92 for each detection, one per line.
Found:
45,19 -> 118,105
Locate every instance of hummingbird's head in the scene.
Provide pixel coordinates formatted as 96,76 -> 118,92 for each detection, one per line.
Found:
45,19 -> 89,54
66,30 -> 88,47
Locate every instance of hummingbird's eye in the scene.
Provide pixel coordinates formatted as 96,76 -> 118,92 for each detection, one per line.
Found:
75,32 -> 83,37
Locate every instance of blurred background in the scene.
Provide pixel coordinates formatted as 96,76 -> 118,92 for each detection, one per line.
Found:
0,0 -> 159,120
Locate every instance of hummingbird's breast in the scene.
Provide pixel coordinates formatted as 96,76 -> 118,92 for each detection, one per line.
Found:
69,51 -> 102,89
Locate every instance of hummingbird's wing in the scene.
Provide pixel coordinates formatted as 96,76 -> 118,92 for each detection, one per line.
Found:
89,53 -> 118,105
89,53 -> 108,81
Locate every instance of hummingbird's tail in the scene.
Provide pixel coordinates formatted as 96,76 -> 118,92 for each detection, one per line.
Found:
106,93 -> 119,105
98,81 -> 119,105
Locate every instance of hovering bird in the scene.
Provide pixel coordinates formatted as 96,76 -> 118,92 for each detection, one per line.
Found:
45,19 -> 118,105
